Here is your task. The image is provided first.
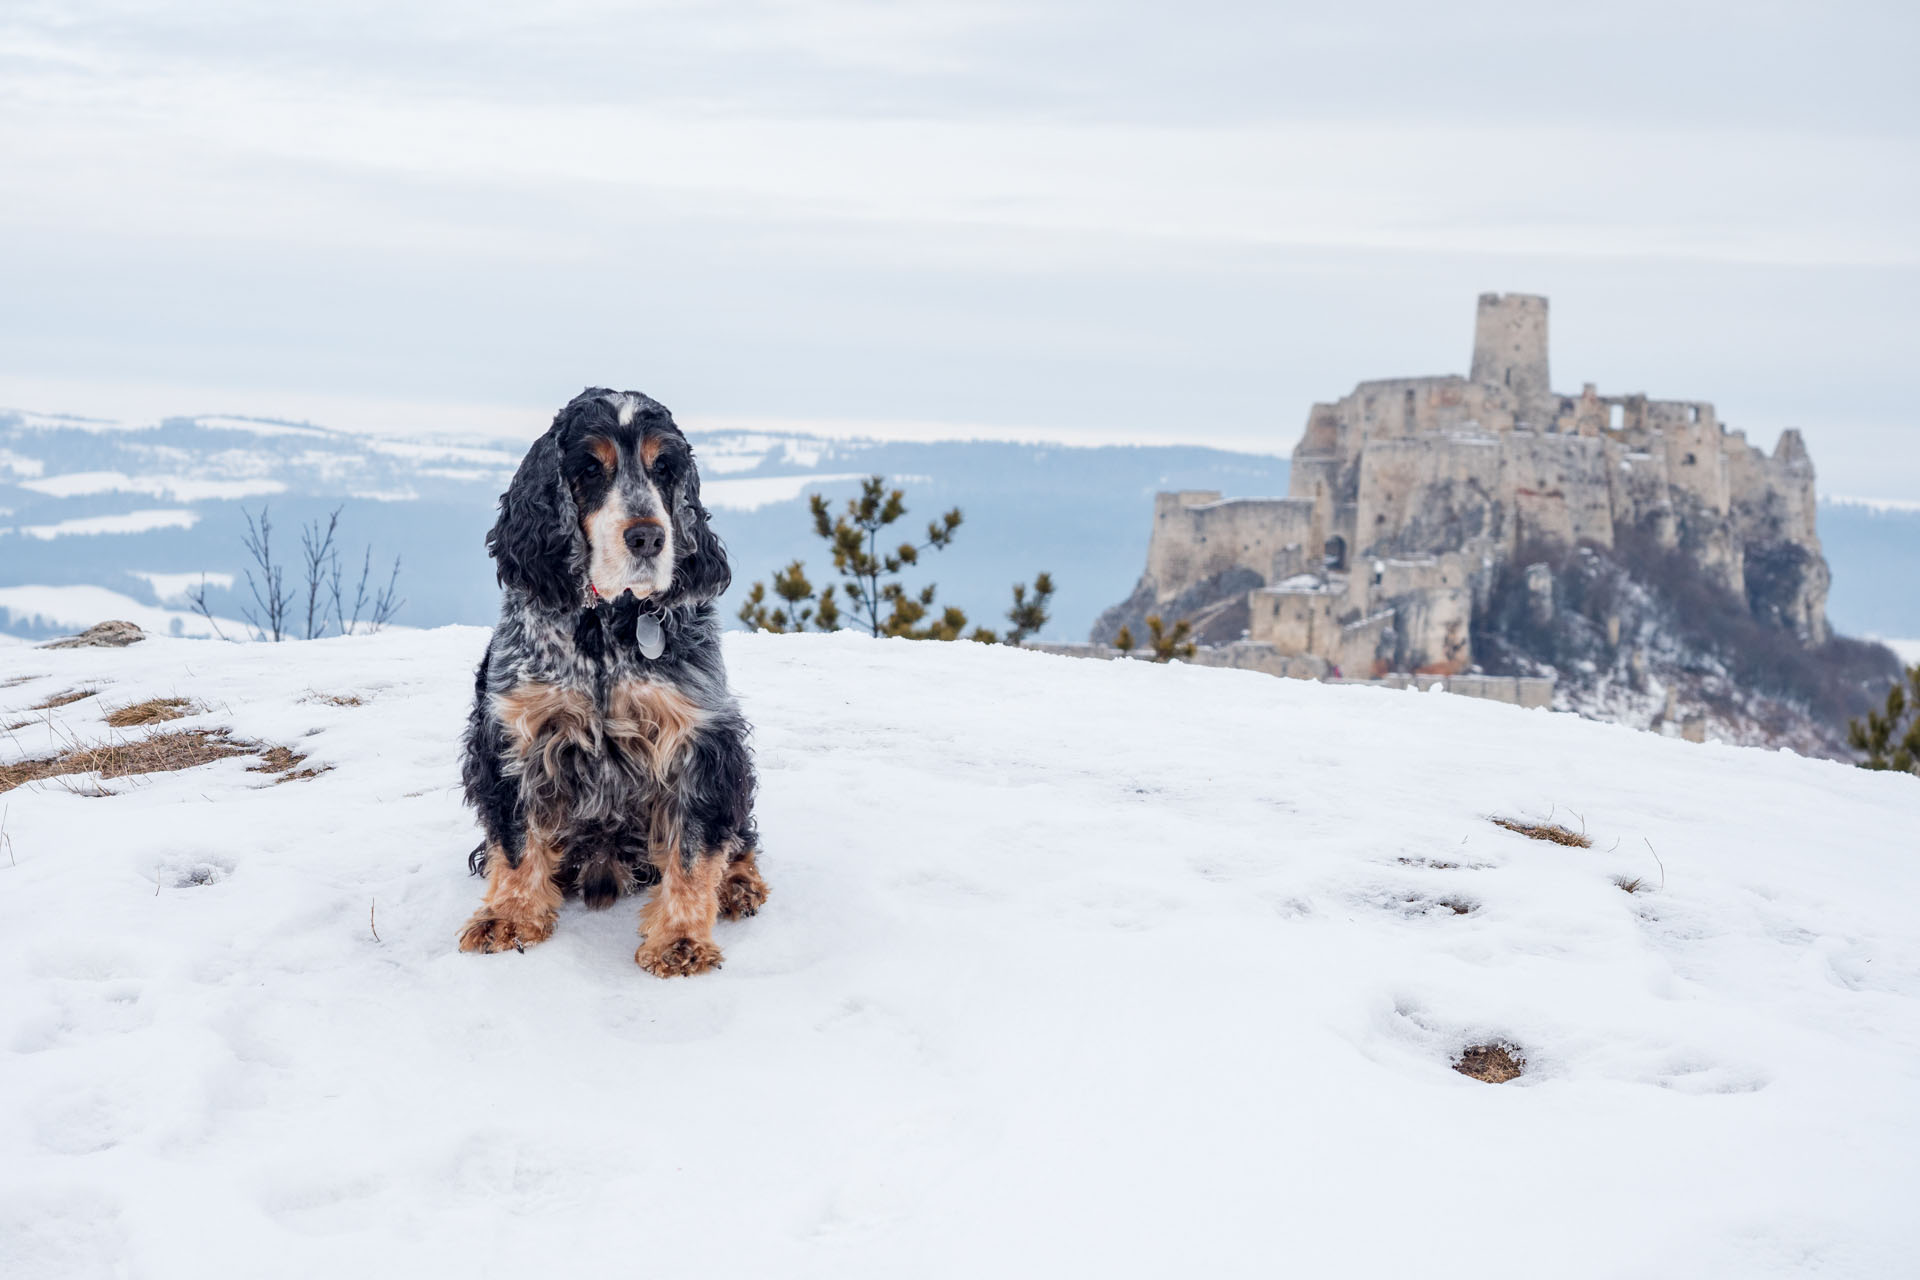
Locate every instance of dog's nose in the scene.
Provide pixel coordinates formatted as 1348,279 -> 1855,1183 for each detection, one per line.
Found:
624,522 -> 666,559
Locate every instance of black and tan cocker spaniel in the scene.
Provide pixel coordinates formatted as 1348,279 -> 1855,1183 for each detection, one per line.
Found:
458,387 -> 765,976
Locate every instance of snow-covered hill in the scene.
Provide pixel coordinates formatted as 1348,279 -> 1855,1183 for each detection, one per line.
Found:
2,630 -> 1917,1278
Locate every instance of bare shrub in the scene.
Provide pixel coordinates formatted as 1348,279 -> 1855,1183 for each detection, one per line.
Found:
188,504 -> 404,641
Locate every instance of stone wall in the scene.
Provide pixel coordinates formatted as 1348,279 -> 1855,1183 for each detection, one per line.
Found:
1143,491 -> 1319,602
1022,641 -> 1553,708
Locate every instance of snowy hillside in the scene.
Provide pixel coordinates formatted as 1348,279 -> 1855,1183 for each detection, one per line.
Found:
2,630 -> 1917,1277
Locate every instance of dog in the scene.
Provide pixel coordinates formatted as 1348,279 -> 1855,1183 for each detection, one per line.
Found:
458,387 -> 766,976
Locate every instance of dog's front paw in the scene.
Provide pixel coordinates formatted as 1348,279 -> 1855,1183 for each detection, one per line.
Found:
718,868 -> 769,921
635,936 -> 723,977
458,909 -> 556,954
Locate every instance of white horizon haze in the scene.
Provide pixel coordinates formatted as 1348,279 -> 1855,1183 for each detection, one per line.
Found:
2,1 -> 1916,497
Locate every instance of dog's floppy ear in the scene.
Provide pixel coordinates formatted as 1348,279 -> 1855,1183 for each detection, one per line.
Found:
487,422 -> 584,611
671,450 -> 732,605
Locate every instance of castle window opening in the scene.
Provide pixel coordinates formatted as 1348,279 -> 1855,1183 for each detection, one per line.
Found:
1323,536 -> 1348,573
1684,453 -> 1697,465
1609,405 -> 1623,429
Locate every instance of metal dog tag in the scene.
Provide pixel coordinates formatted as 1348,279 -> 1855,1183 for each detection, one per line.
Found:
635,614 -> 665,661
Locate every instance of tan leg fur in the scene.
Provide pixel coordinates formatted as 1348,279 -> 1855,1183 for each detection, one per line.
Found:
719,845 -> 770,921
635,851 -> 726,977
459,836 -> 565,954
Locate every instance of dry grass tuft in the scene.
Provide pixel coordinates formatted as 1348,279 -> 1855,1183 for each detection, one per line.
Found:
248,745 -> 330,784
30,688 -> 97,711
1491,816 -> 1592,848
2,675 -> 43,689
1614,876 -> 1645,894
1454,1043 -> 1525,1084
105,697 -> 197,728
1,724 -> 328,794
0,729 -> 250,793
305,693 -> 365,707
250,745 -> 304,773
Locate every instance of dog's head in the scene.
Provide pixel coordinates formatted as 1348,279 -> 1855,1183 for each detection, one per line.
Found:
488,388 -> 731,612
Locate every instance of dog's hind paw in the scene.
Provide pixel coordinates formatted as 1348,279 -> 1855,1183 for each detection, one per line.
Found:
458,909 -> 556,954
718,868 -> 769,921
635,936 -> 723,978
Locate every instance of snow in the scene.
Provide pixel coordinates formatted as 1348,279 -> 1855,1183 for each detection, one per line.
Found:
1273,572 -> 1335,591
0,585 -> 240,639
20,471 -> 288,502
9,509 -> 200,539
0,448 -> 47,478
695,433 -> 787,473
1821,495 -> 1920,515
688,432 -> 842,475
1,630 -> 1916,1278
700,472 -> 872,511
127,571 -> 236,604
367,439 -> 522,467
185,417 -> 337,440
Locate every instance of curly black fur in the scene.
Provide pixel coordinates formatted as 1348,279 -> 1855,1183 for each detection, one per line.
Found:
461,387 -> 759,915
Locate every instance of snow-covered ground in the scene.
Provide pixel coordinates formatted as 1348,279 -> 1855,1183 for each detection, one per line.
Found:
2,630 -> 1916,1278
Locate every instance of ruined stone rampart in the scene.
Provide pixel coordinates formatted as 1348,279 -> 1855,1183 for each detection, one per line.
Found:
1143,490 -> 1322,598
1099,293 -> 1834,673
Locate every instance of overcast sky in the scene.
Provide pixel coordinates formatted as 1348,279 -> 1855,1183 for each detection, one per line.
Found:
2,1 -> 1916,497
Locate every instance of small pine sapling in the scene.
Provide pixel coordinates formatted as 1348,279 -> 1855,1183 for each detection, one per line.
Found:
1848,664 -> 1920,775
1113,625 -> 1135,654
737,561 -> 841,634
1001,572 -> 1055,646
1144,614 -> 1196,663
740,478 -> 1056,646
815,478 -> 963,637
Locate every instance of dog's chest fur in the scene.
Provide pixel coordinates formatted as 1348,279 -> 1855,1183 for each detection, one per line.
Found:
482,600 -> 730,836
497,675 -> 703,786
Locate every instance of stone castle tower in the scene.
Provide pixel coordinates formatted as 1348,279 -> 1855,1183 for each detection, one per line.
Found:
1469,293 -> 1552,423
1097,294 -> 1831,678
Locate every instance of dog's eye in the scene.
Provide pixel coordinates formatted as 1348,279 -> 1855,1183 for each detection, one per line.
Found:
578,439 -> 618,479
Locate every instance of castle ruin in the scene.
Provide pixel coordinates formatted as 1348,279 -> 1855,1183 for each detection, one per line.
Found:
1097,294 -> 1830,679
